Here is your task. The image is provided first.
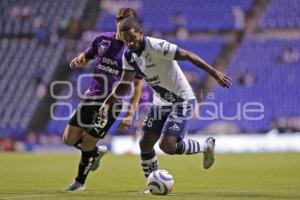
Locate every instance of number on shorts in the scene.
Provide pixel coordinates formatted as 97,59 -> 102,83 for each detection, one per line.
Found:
94,116 -> 108,129
147,118 -> 153,127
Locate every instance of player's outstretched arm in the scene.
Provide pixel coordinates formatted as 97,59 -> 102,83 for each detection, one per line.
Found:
69,52 -> 88,69
99,70 -> 137,117
70,35 -> 99,69
174,48 -> 232,88
119,78 -> 143,131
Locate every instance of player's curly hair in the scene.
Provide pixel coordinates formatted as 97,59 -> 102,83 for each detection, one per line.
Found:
115,7 -> 137,22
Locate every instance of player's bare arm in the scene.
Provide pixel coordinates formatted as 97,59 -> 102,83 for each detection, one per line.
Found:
69,52 -> 89,69
174,48 -> 232,88
99,70 -> 137,117
119,78 -> 143,131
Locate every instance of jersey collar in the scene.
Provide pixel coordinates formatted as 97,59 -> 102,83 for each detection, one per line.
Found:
133,36 -> 146,56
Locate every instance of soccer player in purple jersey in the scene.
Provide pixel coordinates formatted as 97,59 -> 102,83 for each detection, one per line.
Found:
63,8 -> 143,191
99,17 -> 232,191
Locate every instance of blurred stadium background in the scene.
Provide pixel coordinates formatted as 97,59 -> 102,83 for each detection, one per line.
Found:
0,0 -> 300,154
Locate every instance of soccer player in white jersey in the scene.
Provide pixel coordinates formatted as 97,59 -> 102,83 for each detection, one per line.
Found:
99,17 -> 232,180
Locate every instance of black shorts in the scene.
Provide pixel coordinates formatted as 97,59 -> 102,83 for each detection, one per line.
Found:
68,99 -> 122,139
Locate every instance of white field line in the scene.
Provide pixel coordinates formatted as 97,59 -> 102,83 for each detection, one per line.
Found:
0,194 -> 58,199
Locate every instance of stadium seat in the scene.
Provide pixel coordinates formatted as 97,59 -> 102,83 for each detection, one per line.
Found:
196,37 -> 300,133
95,0 -> 253,32
258,0 -> 300,29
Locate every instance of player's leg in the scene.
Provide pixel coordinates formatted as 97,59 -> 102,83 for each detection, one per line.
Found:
65,131 -> 108,191
64,102 -> 105,191
160,134 -> 215,169
63,124 -> 104,169
159,134 -> 213,155
63,124 -> 84,149
65,102 -> 122,191
158,134 -> 178,155
63,102 -> 105,153
159,100 -> 215,169
64,131 -> 99,191
70,133 -> 102,188
139,131 -> 160,178
63,102 -> 88,150
139,105 -> 169,178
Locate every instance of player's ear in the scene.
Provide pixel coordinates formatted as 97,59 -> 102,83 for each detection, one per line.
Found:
134,26 -> 142,35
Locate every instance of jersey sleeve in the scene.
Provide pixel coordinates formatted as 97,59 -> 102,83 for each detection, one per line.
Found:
152,38 -> 178,60
84,36 -> 102,59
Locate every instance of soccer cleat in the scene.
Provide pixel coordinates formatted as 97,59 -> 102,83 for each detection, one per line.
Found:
64,180 -> 85,191
203,137 -> 215,169
90,145 -> 108,172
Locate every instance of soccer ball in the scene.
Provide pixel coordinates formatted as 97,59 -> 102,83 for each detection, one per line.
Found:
146,170 -> 174,195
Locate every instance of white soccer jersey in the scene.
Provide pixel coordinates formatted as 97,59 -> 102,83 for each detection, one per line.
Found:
122,36 -> 196,105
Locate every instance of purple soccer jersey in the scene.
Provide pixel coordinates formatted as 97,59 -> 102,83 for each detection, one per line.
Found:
83,32 -> 127,100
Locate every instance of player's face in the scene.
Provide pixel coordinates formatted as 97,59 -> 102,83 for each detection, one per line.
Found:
121,28 -> 143,52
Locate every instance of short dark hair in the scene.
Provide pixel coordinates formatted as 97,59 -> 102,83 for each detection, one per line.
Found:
115,7 -> 137,22
119,17 -> 142,32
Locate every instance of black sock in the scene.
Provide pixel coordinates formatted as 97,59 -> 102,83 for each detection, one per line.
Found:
75,150 -> 96,184
140,149 -> 158,177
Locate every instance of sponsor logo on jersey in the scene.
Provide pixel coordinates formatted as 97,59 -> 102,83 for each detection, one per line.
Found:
169,123 -> 180,131
158,41 -> 170,56
145,54 -> 152,62
163,43 -> 170,56
97,64 -> 120,75
159,41 -> 165,48
145,54 -> 155,68
145,75 -> 161,86
102,57 -> 118,66
98,40 -> 111,56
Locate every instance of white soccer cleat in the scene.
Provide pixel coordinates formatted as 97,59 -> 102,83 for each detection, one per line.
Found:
64,180 -> 85,191
90,145 -> 108,172
203,137 -> 215,169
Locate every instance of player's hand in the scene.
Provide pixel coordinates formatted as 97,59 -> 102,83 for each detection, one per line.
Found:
118,114 -> 133,132
211,70 -> 232,88
99,102 -> 110,118
70,53 -> 86,69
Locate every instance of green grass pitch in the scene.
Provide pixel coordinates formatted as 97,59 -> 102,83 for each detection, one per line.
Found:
0,152 -> 299,200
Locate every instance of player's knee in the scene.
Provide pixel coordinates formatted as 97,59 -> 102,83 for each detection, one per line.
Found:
62,134 -> 75,146
159,140 -> 176,155
63,125 -> 84,146
80,133 -> 99,151
62,129 -> 77,146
